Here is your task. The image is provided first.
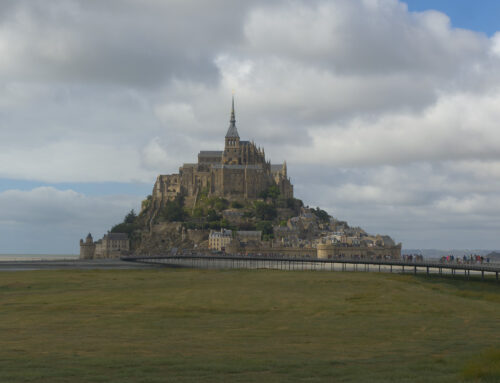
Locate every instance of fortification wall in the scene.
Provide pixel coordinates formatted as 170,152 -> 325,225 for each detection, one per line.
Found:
317,244 -> 401,260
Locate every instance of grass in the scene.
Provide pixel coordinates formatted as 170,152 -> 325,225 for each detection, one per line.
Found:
0,269 -> 499,382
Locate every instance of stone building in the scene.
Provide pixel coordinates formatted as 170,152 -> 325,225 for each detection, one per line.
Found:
79,232 -> 130,259
79,233 -> 96,259
152,97 -> 293,208
209,229 -> 233,251
236,230 -> 262,244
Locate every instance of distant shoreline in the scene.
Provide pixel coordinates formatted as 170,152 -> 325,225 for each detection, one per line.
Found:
0,254 -> 79,262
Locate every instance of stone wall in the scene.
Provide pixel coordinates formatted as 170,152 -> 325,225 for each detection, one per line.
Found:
317,243 -> 401,260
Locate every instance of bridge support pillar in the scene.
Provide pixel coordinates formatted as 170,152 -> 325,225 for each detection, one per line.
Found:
497,271 -> 499,282
427,266 -> 429,276
482,270 -> 485,280
414,266 -> 417,275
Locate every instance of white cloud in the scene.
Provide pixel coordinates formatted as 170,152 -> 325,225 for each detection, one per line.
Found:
1,0 -> 500,250
141,137 -> 173,171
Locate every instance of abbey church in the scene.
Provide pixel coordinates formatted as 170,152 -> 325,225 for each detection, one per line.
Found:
152,98 -> 293,207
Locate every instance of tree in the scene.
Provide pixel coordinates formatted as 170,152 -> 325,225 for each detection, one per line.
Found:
162,197 -> 186,222
267,184 -> 280,200
256,220 -> 273,236
206,208 -> 221,222
254,201 -> 277,221
192,207 -> 205,218
259,184 -> 280,201
124,209 -> 137,224
313,207 -> 330,223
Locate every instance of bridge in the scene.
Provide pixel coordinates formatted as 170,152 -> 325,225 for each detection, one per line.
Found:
121,254 -> 500,282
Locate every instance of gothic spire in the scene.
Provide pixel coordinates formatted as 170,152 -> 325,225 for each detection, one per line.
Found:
225,95 -> 239,138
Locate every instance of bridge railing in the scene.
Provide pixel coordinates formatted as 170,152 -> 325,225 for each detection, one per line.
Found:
121,254 -> 500,273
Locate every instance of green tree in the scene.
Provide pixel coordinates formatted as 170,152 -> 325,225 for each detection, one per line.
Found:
192,207 -> 205,218
313,207 -> 330,223
254,201 -> 277,221
256,221 -> 273,236
267,184 -> 280,200
206,208 -> 221,222
162,196 -> 186,222
124,209 -> 137,224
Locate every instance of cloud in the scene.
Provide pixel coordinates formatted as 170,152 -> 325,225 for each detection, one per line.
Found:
289,90 -> 500,167
0,187 -> 142,253
1,0 -> 500,250
0,187 -> 140,225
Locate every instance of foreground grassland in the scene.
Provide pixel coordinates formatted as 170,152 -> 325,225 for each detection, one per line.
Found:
0,269 -> 499,382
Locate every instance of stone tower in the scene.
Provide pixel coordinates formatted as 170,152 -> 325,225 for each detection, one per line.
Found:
223,96 -> 241,165
79,233 -> 96,259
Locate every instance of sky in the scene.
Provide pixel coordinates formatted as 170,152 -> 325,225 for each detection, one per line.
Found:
1,0 -> 500,254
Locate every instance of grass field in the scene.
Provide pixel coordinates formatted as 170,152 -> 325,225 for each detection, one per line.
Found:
0,269 -> 499,382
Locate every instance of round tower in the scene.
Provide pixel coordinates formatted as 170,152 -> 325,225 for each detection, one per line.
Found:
79,233 -> 96,259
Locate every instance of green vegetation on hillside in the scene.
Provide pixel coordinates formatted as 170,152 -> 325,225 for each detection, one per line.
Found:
110,209 -> 138,234
109,180 -> 307,251
0,270 -> 499,382
312,207 -> 331,222
138,187 -> 306,238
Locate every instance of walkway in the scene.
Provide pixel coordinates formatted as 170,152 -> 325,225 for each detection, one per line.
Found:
122,254 -> 500,281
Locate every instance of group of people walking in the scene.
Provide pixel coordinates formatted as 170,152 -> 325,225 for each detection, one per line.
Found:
440,254 -> 490,264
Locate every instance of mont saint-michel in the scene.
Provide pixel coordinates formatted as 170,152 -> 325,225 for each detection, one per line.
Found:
80,98 -> 401,260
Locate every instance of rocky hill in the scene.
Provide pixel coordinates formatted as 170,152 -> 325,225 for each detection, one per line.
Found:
109,184 -> 397,255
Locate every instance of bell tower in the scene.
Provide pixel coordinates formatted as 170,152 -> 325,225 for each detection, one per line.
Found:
223,96 -> 240,164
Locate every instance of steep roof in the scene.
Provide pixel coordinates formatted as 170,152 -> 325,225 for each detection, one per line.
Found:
225,96 -> 240,138
106,233 -> 128,240
198,151 -> 223,157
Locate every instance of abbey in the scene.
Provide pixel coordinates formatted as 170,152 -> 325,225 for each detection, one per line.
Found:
152,97 -> 293,207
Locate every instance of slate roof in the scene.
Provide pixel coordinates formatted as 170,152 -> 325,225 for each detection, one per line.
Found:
225,124 -> 239,138
199,151 -> 223,157
271,164 -> 283,172
106,233 -> 128,240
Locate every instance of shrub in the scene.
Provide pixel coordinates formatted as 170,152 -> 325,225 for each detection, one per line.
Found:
206,208 -> 221,222
256,220 -> 274,236
162,196 -> 187,222
231,201 -> 244,209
